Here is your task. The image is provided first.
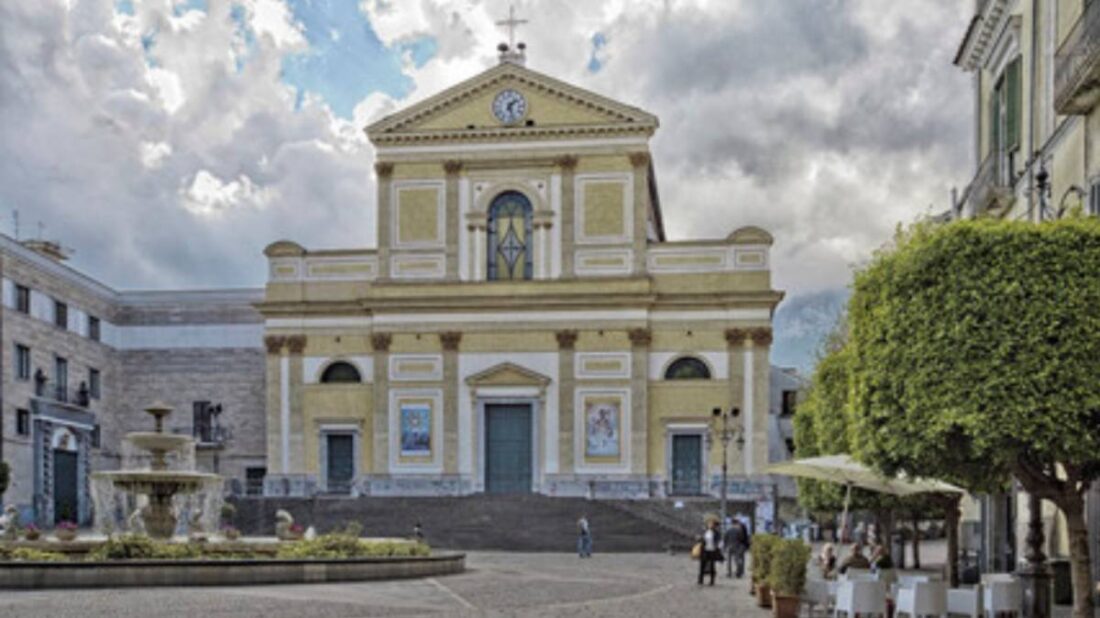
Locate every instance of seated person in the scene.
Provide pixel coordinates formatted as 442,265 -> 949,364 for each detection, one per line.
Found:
817,543 -> 838,579
869,542 -> 893,571
837,542 -> 871,575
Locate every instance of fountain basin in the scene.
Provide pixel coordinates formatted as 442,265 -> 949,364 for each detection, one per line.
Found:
91,471 -> 219,495
122,432 -> 194,455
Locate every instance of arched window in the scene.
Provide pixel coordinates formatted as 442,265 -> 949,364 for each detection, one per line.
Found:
487,191 -> 533,281
320,361 -> 362,384
664,357 -> 711,380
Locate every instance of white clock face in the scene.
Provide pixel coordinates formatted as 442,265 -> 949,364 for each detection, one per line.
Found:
492,89 -> 527,124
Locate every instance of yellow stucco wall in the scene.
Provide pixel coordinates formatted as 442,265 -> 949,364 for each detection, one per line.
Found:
647,382 -> 737,477
301,384 -> 373,474
396,187 -> 441,244
583,181 -> 627,238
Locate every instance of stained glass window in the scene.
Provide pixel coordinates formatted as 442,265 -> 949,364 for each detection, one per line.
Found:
664,357 -> 711,380
487,191 -> 533,281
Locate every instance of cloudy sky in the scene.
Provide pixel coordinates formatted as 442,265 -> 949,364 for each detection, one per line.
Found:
0,0 -> 974,369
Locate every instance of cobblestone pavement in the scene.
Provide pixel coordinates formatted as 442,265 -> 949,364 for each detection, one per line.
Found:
0,552 -> 770,617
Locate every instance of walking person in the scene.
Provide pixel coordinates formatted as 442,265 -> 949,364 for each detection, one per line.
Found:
697,517 -> 722,586
577,514 -> 592,558
723,516 -> 751,578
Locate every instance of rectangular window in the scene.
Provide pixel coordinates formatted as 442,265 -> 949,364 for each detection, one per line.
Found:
88,315 -> 101,342
1090,179 -> 1100,217
245,467 -> 266,496
89,368 -> 101,400
15,344 -> 31,381
781,390 -> 798,417
15,285 -> 30,314
53,299 -> 68,329
990,56 -> 1022,185
54,356 -> 68,402
16,409 -> 30,436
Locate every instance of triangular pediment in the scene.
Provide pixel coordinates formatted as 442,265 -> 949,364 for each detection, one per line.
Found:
465,362 -> 552,388
366,62 -> 658,143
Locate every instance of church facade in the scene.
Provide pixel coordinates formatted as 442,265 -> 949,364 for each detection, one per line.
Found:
258,50 -> 784,500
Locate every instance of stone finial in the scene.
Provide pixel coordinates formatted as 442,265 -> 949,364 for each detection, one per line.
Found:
285,335 -> 307,355
555,330 -> 579,350
443,160 -> 464,175
370,332 -> 393,352
724,328 -> 749,347
628,152 -> 650,168
374,162 -> 394,178
749,327 -> 773,346
628,328 -> 652,347
555,155 -> 578,170
264,335 -> 286,355
439,331 -> 463,351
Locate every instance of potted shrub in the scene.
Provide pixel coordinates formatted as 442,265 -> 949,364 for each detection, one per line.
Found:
751,534 -> 779,608
23,524 -> 41,541
55,521 -> 78,542
769,538 -> 813,618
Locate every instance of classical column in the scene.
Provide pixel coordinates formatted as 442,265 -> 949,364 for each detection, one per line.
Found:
724,328 -> 749,476
748,328 -> 771,475
375,162 -> 394,280
628,152 -> 650,276
533,210 -> 554,280
439,331 -> 462,477
285,335 -> 307,477
556,155 -> 578,278
466,212 -> 487,281
263,336 -> 289,476
443,160 -> 463,280
556,330 -> 578,475
627,328 -> 651,482
370,333 -> 393,479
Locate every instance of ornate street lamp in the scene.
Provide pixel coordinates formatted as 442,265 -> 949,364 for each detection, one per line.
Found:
712,407 -> 746,529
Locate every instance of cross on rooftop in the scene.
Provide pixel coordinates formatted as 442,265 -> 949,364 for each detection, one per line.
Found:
496,4 -> 528,48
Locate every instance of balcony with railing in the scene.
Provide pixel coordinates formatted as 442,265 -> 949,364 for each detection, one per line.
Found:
32,378 -> 91,409
1055,0 -> 1100,114
966,152 -> 1017,216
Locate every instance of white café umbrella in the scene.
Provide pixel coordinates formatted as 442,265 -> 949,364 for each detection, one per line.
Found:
765,454 -> 966,536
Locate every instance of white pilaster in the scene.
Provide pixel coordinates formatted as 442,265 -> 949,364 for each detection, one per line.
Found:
280,355 -> 290,473
742,345 -> 754,475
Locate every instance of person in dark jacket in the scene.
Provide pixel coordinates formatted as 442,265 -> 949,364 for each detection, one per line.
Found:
698,518 -> 723,585
723,517 -> 751,578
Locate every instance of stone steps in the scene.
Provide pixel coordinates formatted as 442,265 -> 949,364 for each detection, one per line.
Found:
230,495 -> 694,552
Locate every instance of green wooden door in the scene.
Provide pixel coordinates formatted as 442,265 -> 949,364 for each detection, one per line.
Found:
485,404 -> 532,494
671,434 -> 703,495
53,450 -> 78,523
326,434 -> 354,494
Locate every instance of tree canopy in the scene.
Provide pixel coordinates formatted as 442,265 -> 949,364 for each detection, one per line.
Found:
846,218 -> 1100,618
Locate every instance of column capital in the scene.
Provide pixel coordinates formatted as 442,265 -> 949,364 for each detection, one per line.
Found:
725,328 -> 750,347
443,160 -> 464,176
628,152 -> 650,168
749,327 -> 773,347
374,162 -> 394,178
555,330 -> 579,350
555,155 -> 578,170
628,327 -> 652,347
285,335 -> 307,355
264,335 -> 286,355
439,331 -> 463,351
370,332 -> 393,352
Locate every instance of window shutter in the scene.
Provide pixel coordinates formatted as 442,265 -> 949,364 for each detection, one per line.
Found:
1005,56 -> 1021,151
989,79 -> 1001,159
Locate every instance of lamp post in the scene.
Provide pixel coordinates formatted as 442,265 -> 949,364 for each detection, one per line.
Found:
712,407 -> 746,529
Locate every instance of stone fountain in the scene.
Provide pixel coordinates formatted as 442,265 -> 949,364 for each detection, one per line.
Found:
91,403 -> 222,539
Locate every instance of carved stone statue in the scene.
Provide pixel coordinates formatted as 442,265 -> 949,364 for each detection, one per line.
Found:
275,509 -> 294,540
0,505 -> 20,541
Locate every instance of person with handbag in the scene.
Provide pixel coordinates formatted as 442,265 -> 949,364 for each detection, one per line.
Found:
697,517 -> 723,586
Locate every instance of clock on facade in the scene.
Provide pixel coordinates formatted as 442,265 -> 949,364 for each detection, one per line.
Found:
492,89 -> 527,124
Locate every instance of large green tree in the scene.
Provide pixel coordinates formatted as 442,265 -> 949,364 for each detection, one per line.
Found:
847,218 -> 1100,618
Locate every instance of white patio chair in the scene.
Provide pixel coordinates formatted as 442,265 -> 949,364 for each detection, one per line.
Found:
982,580 -> 1021,618
896,581 -> 947,618
804,579 -> 832,618
947,585 -> 983,618
980,573 -> 1014,585
875,569 -> 897,588
834,580 -> 888,618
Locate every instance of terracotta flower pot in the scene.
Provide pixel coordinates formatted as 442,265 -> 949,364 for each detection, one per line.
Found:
224,528 -> 241,541
23,529 -> 41,541
55,528 -> 77,542
756,582 -> 773,608
772,591 -> 801,618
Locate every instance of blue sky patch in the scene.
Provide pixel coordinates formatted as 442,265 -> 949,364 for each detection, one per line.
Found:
588,32 -> 607,73
280,0 -> 436,119
116,0 -> 134,16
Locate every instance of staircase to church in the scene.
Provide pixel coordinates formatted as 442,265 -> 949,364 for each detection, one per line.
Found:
231,495 -> 695,552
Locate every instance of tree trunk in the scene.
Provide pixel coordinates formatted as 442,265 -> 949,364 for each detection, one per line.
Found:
912,513 -> 921,569
1061,495 -> 1095,618
944,496 -> 961,588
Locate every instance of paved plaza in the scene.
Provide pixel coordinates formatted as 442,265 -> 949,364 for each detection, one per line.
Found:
0,551 -> 766,617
